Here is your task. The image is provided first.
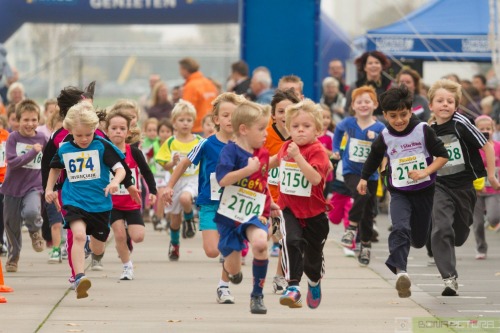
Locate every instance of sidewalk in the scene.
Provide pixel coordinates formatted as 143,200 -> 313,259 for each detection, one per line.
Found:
1,218 -> 437,333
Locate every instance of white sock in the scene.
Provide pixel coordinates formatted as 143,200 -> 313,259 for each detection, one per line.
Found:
308,279 -> 319,287
218,279 -> 229,288
124,261 -> 133,268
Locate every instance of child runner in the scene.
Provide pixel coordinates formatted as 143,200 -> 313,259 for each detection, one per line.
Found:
2,100 -> 48,272
45,101 -> 135,299
155,100 -> 202,259
472,115 -> 500,259
106,108 -> 157,280
0,115 -> 8,256
318,103 -> 335,199
429,79 -> 500,296
333,86 -> 385,267
357,85 -> 448,298
201,113 -> 216,138
270,99 -> 331,310
163,92 -> 245,304
215,100 -> 275,314
141,117 -> 160,225
264,89 -> 300,294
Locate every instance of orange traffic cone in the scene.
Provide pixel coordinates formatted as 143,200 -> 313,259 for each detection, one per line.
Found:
0,258 -> 13,293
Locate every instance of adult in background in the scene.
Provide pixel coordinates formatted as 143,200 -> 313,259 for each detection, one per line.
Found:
146,81 -> 173,121
229,60 -> 251,96
396,67 -> 431,122
344,51 -> 393,117
178,57 -> 218,134
328,59 -> 348,94
0,44 -> 16,104
472,74 -> 489,99
320,77 -> 346,123
7,82 -> 25,107
139,74 -> 161,113
250,70 -> 274,105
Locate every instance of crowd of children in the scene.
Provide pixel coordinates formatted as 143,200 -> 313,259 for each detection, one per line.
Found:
0,73 -> 497,313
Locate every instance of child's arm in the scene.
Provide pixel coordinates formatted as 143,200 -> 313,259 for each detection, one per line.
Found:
6,137 -> 42,170
408,157 -> 448,181
160,153 -> 180,171
105,166 -> 125,197
219,157 -> 260,187
45,168 -> 62,211
482,141 -> 500,190
332,121 -> 346,159
269,154 -> 279,169
287,142 -> 321,186
357,136 -> 386,195
132,146 -> 157,206
163,157 -> 192,205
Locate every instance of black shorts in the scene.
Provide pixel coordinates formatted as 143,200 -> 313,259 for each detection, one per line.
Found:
63,205 -> 111,242
110,209 -> 144,226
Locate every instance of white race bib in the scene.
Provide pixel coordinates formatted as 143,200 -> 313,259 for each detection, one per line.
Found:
443,141 -> 465,169
111,167 -> 138,195
210,172 -> 222,200
279,160 -> 311,197
0,142 -> 6,167
16,143 -> 42,169
348,138 -> 371,163
268,167 -> 280,186
63,150 -> 101,183
171,150 -> 198,175
390,153 -> 429,188
218,185 -> 265,223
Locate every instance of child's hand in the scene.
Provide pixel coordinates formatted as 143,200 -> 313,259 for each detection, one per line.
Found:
408,169 -> 428,181
247,156 -> 260,173
357,179 -> 368,195
270,201 -> 281,218
149,194 -> 157,206
331,152 -> 340,160
104,181 -> 120,197
127,185 -> 142,204
162,187 -> 175,205
33,143 -> 43,153
172,153 -> 180,166
287,142 -> 301,159
45,190 -> 61,212
488,176 -> 500,190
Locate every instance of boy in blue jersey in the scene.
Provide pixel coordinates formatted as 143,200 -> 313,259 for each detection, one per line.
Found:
163,92 -> 246,304
45,101 -> 135,299
333,86 -> 385,267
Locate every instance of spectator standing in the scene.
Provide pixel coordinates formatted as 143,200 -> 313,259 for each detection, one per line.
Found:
320,77 -> 346,123
328,59 -> 348,94
146,81 -> 173,121
250,71 -> 274,105
396,68 -> 431,122
229,60 -> 251,96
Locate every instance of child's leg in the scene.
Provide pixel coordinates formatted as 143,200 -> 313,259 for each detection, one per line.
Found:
153,187 -> 166,230
281,208 -> 305,286
202,230 -> 219,258
112,219 -> 129,264
67,229 -> 76,278
169,213 -> 182,242
484,195 -> 500,227
385,192 -> 413,274
179,191 -> 195,238
472,195 -> 487,255
21,191 -> 44,252
303,213 -> 329,283
246,225 -> 268,295
222,250 -> 242,277
70,220 -> 88,275
3,195 -> 22,265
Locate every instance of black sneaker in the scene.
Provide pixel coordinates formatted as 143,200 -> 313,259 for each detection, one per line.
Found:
358,243 -> 371,267
250,295 -> 267,314
229,271 -> 243,285
184,218 -> 196,238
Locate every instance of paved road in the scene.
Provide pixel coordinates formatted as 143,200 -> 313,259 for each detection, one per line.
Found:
1,212 -> 499,333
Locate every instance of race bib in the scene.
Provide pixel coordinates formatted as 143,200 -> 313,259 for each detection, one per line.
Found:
268,167 -> 280,186
63,150 -> 101,183
210,172 -> 222,200
154,163 -> 168,187
348,138 -> 371,163
16,142 -> 42,169
438,136 -> 465,176
111,168 -> 138,195
171,150 -> 198,175
279,160 -> 311,197
0,142 -> 6,167
218,185 -> 265,223
390,153 -> 429,188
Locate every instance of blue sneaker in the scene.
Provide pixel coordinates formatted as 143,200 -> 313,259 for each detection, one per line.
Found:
75,276 -> 91,299
84,236 -> 92,259
306,281 -> 321,309
280,286 -> 302,308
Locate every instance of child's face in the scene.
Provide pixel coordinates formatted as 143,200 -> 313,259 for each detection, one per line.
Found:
273,100 -> 293,133
244,116 -> 269,149
124,108 -> 138,128
107,116 -> 129,146
202,117 -> 216,137
288,110 -> 320,146
45,104 -> 57,120
383,109 -> 412,132
70,123 -> 94,149
18,110 -> 39,137
214,102 -> 236,135
429,88 -> 457,123
8,113 -> 19,132
173,113 -> 194,135
145,123 -> 158,140
352,93 -> 377,118
476,119 -> 493,140
158,125 -> 172,143
322,109 -> 332,131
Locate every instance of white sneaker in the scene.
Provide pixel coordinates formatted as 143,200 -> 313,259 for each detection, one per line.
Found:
272,275 -> 288,294
343,247 -> 355,257
395,272 -> 411,298
91,255 -> 103,271
475,252 -> 486,260
442,276 -> 458,296
120,266 -> 134,280
216,286 -> 235,304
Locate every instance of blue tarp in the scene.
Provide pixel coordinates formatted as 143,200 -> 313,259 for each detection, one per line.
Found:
365,0 -> 492,61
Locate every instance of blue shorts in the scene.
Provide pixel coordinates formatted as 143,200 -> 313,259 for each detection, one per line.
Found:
216,216 -> 268,257
198,204 -> 218,231
45,202 -> 63,227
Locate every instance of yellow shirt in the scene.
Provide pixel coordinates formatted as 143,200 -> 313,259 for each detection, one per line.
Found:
155,135 -> 202,177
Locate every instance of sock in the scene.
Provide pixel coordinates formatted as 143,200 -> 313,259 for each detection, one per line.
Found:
308,279 -> 319,287
218,279 -> 229,288
396,268 -> 407,274
170,228 -> 180,245
93,253 -> 104,260
124,260 -> 133,268
251,258 -> 268,297
288,280 -> 300,290
183,210 -> 194,221
75,273 -> 85,281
